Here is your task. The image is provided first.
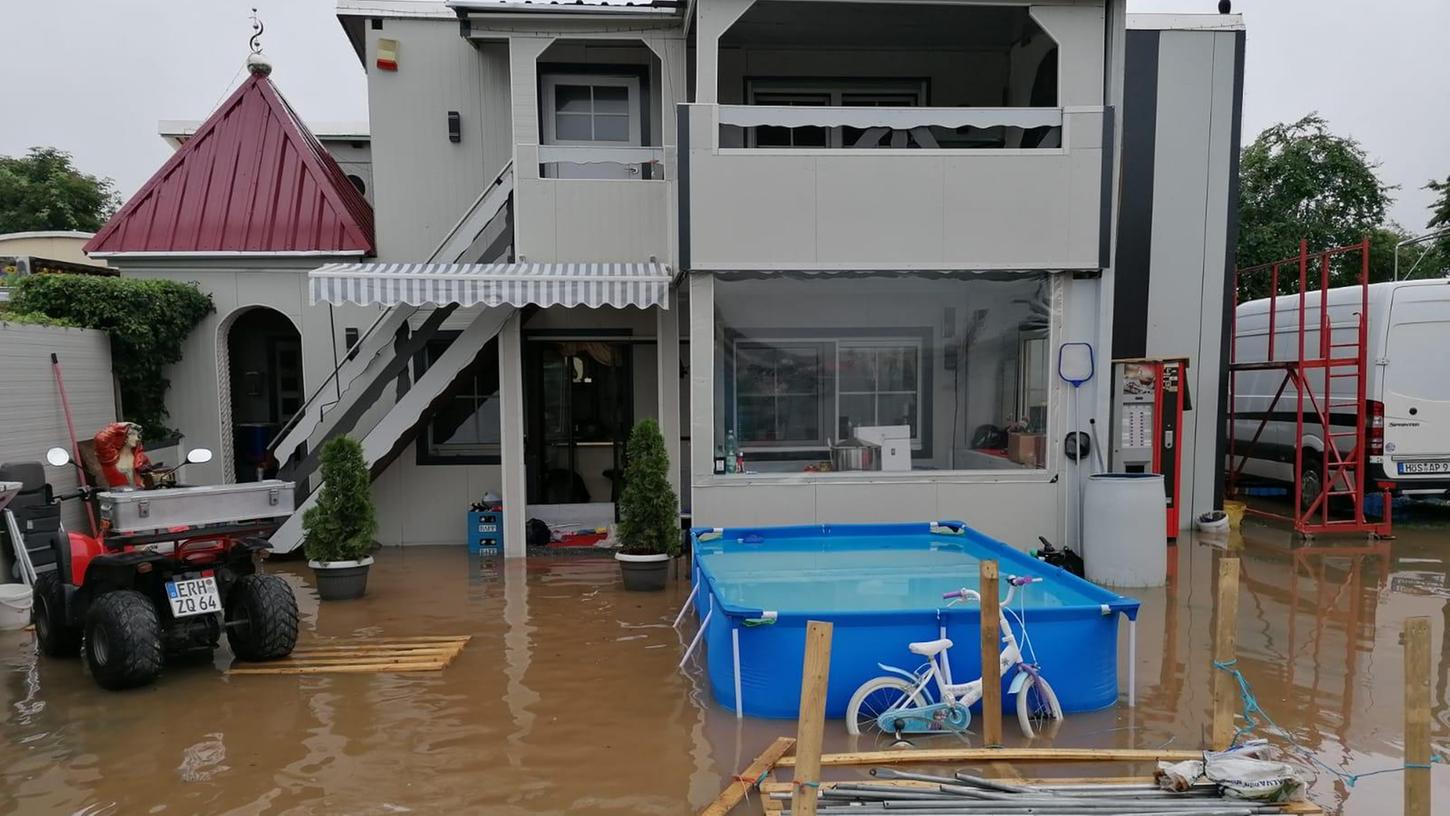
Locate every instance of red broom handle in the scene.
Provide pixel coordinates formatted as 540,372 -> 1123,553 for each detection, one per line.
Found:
51,353 -> 99,537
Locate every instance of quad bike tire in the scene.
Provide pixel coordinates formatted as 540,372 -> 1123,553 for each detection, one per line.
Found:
32,572 -> 81,658
84,590 -> 163,691
226,574 -> 299,661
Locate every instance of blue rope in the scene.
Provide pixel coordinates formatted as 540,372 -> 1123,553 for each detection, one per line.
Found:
1213,659 -> 1444,787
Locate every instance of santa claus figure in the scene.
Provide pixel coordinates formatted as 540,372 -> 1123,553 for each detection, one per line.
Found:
94,422 -> 152,488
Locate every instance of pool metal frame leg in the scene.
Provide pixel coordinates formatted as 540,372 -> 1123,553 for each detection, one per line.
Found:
1127,617 -> 1137,708
672,581 -> 699,628
732,625 -> 743,718
679,595 -> 713,671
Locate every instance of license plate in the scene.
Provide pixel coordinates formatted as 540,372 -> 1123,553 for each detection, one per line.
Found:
165,576 -> 221,618
1398,461 -> 1450,475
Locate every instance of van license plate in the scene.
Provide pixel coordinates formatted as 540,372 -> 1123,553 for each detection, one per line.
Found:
165,576 -> 221,617
1398,461 -> 1450,475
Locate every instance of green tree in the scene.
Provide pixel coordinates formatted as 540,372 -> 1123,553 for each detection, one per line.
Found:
0,147 -> 121,233
302,436 -> 378,563
1426,175 -> 1450,233
616,419 -> 680,556
1421,175 -> 1450,273
1236,114 -> 1393,297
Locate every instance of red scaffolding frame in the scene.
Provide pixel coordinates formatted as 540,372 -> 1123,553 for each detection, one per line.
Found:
1227,238 -> 1392,537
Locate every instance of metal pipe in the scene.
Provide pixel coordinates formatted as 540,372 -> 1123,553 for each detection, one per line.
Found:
671,580 -> 698,628
731,624 -> 743,718
794,805 -> 1258,811
677,597 -> 712,670
951,771 -> 1039,794
1129,616 -> 1138,707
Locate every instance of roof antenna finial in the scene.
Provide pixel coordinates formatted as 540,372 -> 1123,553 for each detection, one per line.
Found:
247,8 -> 273,75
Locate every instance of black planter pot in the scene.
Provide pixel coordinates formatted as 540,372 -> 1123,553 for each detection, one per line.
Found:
616,552 -> 669,591
308,557 -> 374,601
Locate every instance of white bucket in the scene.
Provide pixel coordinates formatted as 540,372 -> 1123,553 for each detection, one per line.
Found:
0,583 -> 33,631
1083,473 -> 1167,587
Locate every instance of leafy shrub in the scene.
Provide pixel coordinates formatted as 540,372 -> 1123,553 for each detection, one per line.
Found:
9,273 -> 214,441
302,436 -> 378,563
0,310 -> 77,328
617,419 -> 679,556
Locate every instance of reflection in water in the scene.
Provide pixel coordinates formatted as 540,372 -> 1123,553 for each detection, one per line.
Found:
0,522 -> 1445,813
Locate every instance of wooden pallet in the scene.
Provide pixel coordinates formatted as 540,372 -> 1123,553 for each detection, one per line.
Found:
227,635 -> 471,675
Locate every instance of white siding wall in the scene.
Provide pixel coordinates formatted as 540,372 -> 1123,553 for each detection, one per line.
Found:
112,260 -> 368,488
366,19 -> 512,261
0,323 -> 116,534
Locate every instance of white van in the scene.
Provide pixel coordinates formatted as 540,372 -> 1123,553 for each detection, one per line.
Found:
1231,278 -> 1450,508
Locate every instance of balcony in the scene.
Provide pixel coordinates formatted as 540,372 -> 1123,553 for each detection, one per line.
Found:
506,37 -> 683,264
681,102 -> 1106,270
684,0 -> 1108,271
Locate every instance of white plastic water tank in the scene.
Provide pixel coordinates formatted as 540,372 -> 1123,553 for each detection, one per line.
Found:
1083,473 -> 1167,587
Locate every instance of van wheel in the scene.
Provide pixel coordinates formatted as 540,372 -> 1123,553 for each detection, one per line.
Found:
1299,462 -> 1323,514
84,590 -> 163,690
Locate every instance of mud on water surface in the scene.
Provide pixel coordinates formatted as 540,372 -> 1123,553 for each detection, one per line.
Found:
2,511 -> 1448,814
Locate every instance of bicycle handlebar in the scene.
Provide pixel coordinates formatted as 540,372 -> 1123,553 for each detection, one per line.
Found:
942,575 -> 1042,600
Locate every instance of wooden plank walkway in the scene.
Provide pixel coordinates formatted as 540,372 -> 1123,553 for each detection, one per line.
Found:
227,635 -> 471,676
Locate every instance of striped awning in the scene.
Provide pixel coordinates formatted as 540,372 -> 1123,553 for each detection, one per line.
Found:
309,262 -> 672,309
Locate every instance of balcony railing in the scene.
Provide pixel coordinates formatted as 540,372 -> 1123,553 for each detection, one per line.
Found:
716,106 -> 1068,151
530,144 -> 672,179
682,103 -> 1107,271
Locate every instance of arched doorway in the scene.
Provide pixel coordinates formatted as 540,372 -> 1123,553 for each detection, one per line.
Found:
222,307 -> 303,483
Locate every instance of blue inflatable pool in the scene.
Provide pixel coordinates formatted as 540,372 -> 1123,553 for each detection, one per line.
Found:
688,521 -> 1140,719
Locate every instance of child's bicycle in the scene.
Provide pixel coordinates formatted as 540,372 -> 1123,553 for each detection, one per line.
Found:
844,575 -> 1062,741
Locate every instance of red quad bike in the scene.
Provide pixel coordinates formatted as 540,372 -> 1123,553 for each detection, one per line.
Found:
2,446 -> 299,690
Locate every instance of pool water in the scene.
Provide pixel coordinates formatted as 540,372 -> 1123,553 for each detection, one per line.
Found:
690,521 -> 1139,718
701,548 -> 1103,612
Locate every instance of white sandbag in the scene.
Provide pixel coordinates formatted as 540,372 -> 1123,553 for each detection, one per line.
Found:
1156,746 -> 1310,803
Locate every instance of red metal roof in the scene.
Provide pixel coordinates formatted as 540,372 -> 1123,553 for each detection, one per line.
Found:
86,72 -> 374,256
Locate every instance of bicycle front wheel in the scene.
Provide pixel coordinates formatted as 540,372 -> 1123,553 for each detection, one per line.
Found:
1016,672 -> 1063,739
845,676 -> 927,736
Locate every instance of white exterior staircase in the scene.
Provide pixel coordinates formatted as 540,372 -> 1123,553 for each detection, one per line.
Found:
267,162 -> 515,554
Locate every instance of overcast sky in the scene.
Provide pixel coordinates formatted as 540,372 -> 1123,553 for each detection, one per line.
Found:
1,0 -> 1445,230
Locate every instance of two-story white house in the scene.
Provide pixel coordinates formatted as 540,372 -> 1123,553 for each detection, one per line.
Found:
90,0 -> 1245,558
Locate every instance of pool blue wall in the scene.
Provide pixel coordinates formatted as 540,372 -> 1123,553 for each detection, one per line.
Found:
690,522 -> 1138,719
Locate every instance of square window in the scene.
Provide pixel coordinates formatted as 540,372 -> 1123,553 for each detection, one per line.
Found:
554,85 -> 592,113
593,86 -> 629,115
554,112 -> 592,141
592,113 -> 630,142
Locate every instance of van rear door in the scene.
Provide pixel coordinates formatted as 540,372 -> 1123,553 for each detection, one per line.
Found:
1382,283 -> 1450,485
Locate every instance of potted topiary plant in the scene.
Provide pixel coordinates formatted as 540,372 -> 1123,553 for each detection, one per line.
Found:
302,436 -> 378,601
615,418 -> 680,591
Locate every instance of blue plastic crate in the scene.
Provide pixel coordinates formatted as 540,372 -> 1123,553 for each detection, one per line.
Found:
468,511 -> 502,555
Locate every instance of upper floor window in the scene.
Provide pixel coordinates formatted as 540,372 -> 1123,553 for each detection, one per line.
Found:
543,75 -> 641,146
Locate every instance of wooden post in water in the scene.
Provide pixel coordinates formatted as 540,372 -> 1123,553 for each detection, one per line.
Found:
980,560 -> 1003,747
1210,556 -> 1241,751
1404,616 -> 1431,816
792,620 -> 833,816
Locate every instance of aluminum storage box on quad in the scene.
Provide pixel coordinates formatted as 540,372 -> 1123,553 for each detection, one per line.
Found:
98,481 -> 295,533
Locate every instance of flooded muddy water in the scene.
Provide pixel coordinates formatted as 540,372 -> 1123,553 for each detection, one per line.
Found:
2,514 -> 1448,814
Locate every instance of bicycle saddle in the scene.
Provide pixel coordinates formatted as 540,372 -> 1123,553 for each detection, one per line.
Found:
908,638 -> 952,657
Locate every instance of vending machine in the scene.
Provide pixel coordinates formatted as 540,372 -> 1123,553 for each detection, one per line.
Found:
1109,358 -> 1190,537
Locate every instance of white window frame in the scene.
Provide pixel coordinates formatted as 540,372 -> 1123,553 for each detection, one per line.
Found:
730,336 -> 925,454
541,73 -> 643,147
835,339 -> 924,446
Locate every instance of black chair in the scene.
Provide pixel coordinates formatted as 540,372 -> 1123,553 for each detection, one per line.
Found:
0,461 -> 69,583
